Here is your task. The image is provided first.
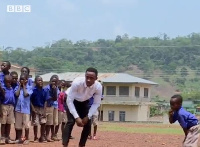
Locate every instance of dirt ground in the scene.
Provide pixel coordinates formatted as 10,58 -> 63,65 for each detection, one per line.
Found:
5,123 -> 185,147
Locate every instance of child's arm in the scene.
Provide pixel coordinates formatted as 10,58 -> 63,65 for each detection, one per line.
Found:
183,128 -> 189,136
0,85 -> 5,97
30,102 -> 36,113
15,83 -> 21,97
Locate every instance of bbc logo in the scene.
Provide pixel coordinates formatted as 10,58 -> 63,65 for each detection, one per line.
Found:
7,5 -> 31,13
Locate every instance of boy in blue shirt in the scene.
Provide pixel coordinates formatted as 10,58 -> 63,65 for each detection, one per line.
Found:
169,95 -> 199,147
0,75 -> 16,145
14,74 -> 33,145
31,76 -> 48,143
44,75 -> 60,142
0,61 -> 11,87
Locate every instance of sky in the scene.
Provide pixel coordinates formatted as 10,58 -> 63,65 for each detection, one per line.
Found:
0,0 -> 200,50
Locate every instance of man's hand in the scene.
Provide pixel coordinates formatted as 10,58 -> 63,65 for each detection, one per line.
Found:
82,116 -> 89,125
75,117 -> 84,127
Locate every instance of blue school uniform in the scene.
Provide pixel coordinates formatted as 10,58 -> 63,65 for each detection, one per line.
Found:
0,72 -> 6,87
31,86 -> 49,107
15,86 -> 33,114
172,107 -> 199,129
44,85 -> 60,108
27,78 -> 34,88
0,86 -> 16,106
11,83 -> 19,107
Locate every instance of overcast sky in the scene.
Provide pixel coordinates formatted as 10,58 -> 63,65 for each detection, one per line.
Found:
0,0 -> 200,50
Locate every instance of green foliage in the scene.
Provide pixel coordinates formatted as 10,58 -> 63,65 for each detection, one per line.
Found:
2,33 -> 200,82
150,106 -> 163,117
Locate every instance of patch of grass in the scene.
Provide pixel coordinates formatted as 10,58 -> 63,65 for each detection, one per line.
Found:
99,123 -> 183,135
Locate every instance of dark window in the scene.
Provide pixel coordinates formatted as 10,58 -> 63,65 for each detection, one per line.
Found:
144,88 -> 149,98
106,86 -> 116,95
119,86 -> 129,96
119,111 -> 125,122
108,111 -> 114,121
135,87 -> 140,97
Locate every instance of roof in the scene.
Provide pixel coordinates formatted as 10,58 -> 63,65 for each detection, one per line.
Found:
102,73 -> 157,85
40,72 -> 157,85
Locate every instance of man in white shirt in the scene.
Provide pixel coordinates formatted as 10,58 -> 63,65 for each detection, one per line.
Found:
62,67 -> 102,147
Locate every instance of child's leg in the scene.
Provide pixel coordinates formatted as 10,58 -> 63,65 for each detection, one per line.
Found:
33,126 -> 38,140
45,107 -> 53,142
52,108 -> 58,140
55,125 -> 59,137
50,125 -> 55,138
93,116 -> 98,137
15,112 -> 23,142
5,124 -> 11,138
183,125 -> 199,147
93,125 -> 97,136
40,124 -> 46,141
32,110 -> 39,141
1,124 -> 6,138
6,105 -> 15,140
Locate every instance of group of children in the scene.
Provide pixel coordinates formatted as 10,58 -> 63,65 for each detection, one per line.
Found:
0,61 -> 73,145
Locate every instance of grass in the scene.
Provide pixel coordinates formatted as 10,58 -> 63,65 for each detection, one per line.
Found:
99,122 -> 183,135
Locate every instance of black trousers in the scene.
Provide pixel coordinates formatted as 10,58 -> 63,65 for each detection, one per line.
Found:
62,100 -> 91,146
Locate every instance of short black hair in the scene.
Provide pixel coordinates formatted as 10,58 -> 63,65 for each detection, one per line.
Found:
171,94 -> 183,103
50,74 -> 59,81
21,67 -> 30,74
10,71 -> 18,76
65,81 -> 71,88
86,67 -> 98,76
35,75 -> 42,82
3,61 -> 11,68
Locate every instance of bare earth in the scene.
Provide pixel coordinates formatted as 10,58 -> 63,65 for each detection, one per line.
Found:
6,123 -> 185,147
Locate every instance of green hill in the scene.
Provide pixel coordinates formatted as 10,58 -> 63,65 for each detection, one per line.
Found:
2,33 -> 200,100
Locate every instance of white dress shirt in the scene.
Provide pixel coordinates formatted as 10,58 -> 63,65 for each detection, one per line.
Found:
66,77 -> 102,119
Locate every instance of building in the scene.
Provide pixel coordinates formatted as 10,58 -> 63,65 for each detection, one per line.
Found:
100,73 -> 157,122
40,72 -> 158,122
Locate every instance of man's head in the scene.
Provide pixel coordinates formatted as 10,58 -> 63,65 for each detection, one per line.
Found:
85,67 -> 98,87
4,75 -> 12,88
170,95 -> 183,111
10,71 -> 18,84
1,61 -> 11,73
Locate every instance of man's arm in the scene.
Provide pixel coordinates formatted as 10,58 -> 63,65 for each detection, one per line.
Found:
67,84 -> 79,119
88,84 -> 102,119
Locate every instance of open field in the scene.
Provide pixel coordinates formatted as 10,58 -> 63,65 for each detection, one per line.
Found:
5,122 -> 191,147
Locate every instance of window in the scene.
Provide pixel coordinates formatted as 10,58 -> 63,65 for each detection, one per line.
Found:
106,86 -> 116,95
119,111 -> 125,122
135,87 -> 140,97
144,88 -> 149,98
108,111 -> 114,121
119,86 -> 129,96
